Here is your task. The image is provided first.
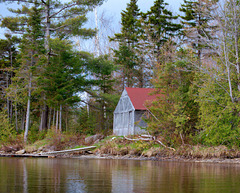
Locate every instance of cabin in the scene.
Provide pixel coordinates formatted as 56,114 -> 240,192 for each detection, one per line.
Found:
113,87 -> 157,136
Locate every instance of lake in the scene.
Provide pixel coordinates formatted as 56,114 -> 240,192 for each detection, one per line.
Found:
0,157 -> 240,193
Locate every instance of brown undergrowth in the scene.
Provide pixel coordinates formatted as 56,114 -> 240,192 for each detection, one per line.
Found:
0,135 -> 24,152
175,145 -> 240,159
2,133 -> 240,160
0,129 -> 87,153
94,137 -> 240,159
94,137 -> 171,157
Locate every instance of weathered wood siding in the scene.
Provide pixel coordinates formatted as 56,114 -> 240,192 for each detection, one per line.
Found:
113,90 -> 134,136
113,90 -> 148,136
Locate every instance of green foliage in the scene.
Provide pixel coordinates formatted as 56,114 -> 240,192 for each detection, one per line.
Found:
111,0 -> 144,88
142,0 -> 182,50
27,123 -> 46,144
147,47 -> 198,145
40,38 -> 84,108
196,72 -> 240,147
1,0 -> 240,149
76,107 -> 97,135
114,0 -> 142,43
85,54 -> 119,131
0,111 -> 16,144
129,141 -> 152,151
179,0 -> 218,60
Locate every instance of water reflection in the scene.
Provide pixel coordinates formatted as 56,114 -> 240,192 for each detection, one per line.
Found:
0,157 -> 240,193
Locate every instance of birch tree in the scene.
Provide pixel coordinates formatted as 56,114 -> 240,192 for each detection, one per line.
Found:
195,0 -> 240,146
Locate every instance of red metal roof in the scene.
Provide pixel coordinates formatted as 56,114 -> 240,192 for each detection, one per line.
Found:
125,87 -> 158,110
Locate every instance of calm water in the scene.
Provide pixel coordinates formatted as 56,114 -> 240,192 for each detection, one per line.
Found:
0,157 -> 240,193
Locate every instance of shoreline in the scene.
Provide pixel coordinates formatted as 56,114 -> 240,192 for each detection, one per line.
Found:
71,153 -> 240,164
1,152 -> 240,164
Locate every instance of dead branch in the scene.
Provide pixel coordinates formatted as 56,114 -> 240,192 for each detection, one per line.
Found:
180,133 -> 185,145
123,136 -> 140,141
123,135 -> 175,151
143,105 -> 160,122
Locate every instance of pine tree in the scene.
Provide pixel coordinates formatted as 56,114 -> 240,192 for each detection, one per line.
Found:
179,0 -> 218,63
86,54 -> 117,131
6,1 -> 45,142
0,34 -> 19,120
111,0 -> 144,89
40,38 -> 87,131
142,0 -> 182,63
1,0 -> 105,131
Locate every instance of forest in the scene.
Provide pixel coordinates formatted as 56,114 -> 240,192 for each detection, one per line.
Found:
0,0 -> 240,148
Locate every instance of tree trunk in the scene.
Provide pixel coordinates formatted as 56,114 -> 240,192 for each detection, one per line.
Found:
65,108 -> 68,132
39,110 -> 43,131
10,47 -> 13,123
10,100 -> 13,123
24,76 -> 31,142
6,71 -> 9,119
52,108 -> 56,128
48,108 -> 52,129
56,109 -> 59,131
21,110 -> 25,131
94,8 -> 100,56
40,104 -> 48,131
15,103 -> 18,131
59,104 -> 62,132
41,1 -> 51,131
232,0 -> 240,92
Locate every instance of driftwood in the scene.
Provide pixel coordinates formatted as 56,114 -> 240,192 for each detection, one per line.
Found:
42,146 -> 96,155
124,135 -> 175,151
0,154 -> 49,158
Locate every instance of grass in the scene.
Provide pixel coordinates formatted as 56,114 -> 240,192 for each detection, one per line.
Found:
93,137 -> 163,156
175,145 -> 240,159
2,132 -> 240,160
93,136 -> 240,159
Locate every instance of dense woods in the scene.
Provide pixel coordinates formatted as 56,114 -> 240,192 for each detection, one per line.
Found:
0,0 -> 240,148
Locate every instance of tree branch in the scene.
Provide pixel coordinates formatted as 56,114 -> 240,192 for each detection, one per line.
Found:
49,3 -> 77,19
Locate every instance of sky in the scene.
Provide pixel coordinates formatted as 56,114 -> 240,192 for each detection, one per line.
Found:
100,0 -> 183,14
97,0 -> 183,30
0,0 -> 184,38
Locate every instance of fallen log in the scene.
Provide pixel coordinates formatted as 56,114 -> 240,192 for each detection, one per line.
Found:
0,154 -> 49,158
42,146 -> 96,155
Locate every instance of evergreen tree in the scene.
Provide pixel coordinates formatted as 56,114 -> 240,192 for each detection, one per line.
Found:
86,54 -> 117,131
40,38 -> 87,131
1,0 -> 105,131
146,44 -> 198,145
179,0 -> 218,63
0,34 -> 19,119
111,0 -> 144,89
142,0 -> 182,63
6,1 -> 45,141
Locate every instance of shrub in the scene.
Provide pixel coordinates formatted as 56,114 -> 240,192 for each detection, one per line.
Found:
0,111 -> 16,144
